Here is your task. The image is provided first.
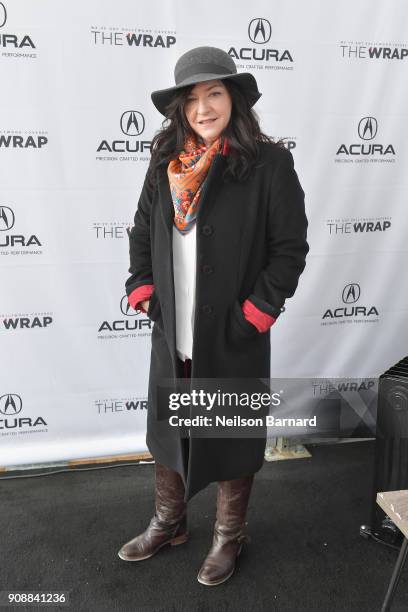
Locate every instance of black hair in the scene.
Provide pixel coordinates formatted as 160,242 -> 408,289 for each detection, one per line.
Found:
147,78 -> 284,188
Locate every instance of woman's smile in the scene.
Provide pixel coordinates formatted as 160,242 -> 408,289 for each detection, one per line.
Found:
184,80 -> 232,146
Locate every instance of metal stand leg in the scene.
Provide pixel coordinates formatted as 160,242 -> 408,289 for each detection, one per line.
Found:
381,537 -> 408,612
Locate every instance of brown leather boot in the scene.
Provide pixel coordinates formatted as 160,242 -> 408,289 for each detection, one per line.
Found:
197,474 -> 254,586
118,462 -> 188,561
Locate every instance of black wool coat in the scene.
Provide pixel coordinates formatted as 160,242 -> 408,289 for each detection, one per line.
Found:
125,142 -> 309,501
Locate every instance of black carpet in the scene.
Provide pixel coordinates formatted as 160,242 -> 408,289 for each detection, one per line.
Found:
1,441 -> 407,612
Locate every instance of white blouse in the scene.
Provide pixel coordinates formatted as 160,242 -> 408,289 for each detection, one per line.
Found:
172,224 -> 196,361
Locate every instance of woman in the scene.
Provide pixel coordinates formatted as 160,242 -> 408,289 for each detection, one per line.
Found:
118,46 -> 309,586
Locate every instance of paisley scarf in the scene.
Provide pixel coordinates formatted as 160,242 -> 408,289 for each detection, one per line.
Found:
167,134 -> 223,234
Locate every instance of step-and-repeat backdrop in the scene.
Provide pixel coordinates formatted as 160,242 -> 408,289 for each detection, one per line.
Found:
1,0 -> 407,465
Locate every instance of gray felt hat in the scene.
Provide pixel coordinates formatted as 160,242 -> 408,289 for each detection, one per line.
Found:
151,46 -> 262,116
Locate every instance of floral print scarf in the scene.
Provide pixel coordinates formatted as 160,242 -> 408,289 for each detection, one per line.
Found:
167,134 -> 223,234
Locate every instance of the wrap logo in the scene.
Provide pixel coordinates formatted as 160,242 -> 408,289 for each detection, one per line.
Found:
340,40 -> 408,61
1,310 -> 53,330
92,221 -> 132,240
91,24 -> 176,49
0,393 -> 47,433
228,18 -> 293,65
273,135 -> 297,151
0,131 -> 48,149
322,284 -> 379,325
335,117 -> 395,161
0,205 -> 42,252
95,397 -> 148,415
326,215 -> 392,235
96,111 -> 151,159
97,294 -> 152,337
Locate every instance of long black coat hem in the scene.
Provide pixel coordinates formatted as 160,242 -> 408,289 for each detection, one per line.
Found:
146,432 -> 266,503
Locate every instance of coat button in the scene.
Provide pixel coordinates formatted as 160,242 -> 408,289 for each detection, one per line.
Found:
201,225 -> 213,236
202,264 -> 213,275
201,304 -> 213,314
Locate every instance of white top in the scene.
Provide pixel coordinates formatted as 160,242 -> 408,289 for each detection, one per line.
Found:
172,224 -> 196,361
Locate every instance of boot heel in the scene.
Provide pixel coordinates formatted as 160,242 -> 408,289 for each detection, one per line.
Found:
170,532 -> 189,546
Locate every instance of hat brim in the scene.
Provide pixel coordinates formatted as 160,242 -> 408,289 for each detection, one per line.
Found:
151,72 -> 261,116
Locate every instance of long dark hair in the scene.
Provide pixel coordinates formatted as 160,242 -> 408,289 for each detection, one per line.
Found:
147,79 -> 284,187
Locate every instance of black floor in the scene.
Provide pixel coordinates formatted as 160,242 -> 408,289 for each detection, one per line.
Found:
1,441 -> 407,612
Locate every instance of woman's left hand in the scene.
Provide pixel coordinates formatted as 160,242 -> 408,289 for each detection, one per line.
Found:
141,299 -> 150,312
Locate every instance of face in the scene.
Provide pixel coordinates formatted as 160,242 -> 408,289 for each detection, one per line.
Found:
183,79 -> 232,147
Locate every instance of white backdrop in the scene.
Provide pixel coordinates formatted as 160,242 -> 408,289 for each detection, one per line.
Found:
1,0 -> 407,465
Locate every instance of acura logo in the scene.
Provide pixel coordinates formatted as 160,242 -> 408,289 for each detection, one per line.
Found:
0,206 -> 15,231
342,283 -> 361,304
0,394 -> 22,415
120,295 -> 139,316
120,111 -> 145,136
358,117 -> 378,141
248,18 -> 272,44
0,2 -> 6,28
